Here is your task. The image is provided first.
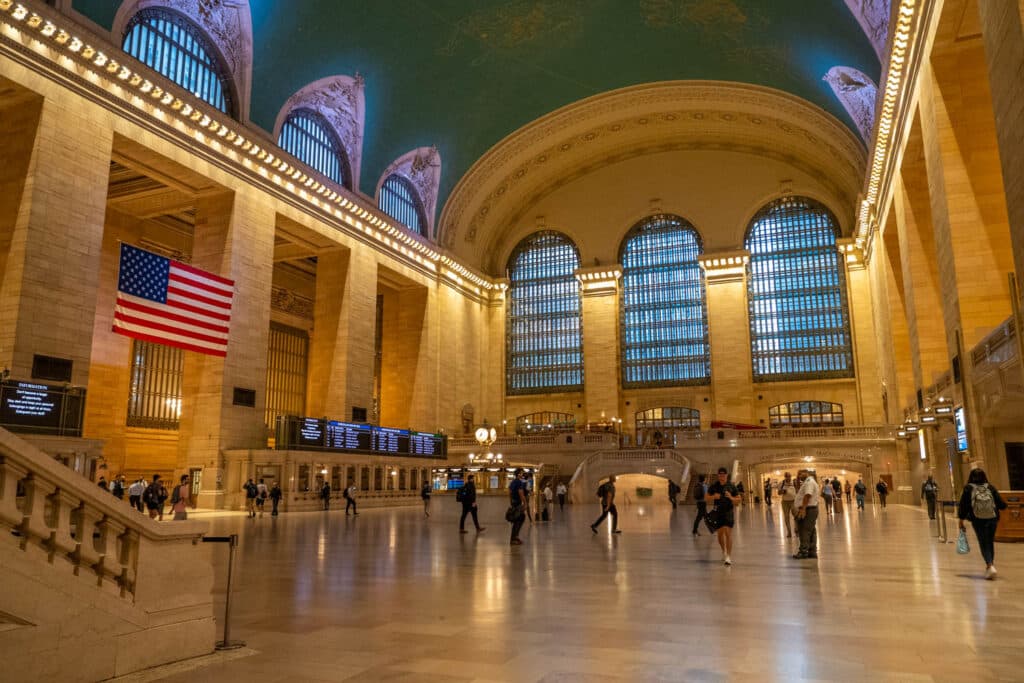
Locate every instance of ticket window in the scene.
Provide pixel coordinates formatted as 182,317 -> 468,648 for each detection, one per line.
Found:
360,466 -> 370,491
331,466 -> 342,492
374,467 -> 383,490
298,464 -> 311,492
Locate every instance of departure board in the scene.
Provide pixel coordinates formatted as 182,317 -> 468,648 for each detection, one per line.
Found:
277,416 -> 446,457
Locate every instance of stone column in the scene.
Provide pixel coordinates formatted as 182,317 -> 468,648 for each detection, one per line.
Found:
703,259 -> 754,425
576,269 -> 621,424
306,245 -> 377,422
0,98 -> 111,386
978,0 -> 1024,285
380,285 -> 430,428
176,188 -> 275,507
842,245 -> 884,423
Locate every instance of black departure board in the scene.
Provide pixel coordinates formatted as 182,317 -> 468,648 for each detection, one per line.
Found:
277,416 -> 446,457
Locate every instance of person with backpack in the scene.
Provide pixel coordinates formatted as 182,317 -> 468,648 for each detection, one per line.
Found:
692,474 -> 709,536
143,474 -> 168,520
270,481 -> 283,516
854,478 -> 867,510
170,474 -> 195,521
256,478 -> 268,517
876,478 -> 889,509
541,482 -> 553,521
668,480 -> 680,509
957,468 -> 1007,580
821,478 -> 834,515
128,478 -> 146,512
244,478 -> 258,518
508,468 -> 528,545
457,473 -> 485,534
345,479 -> 359,516
421,480 -> 432,517
921,475 -> 939,520
590,474 -> 621,535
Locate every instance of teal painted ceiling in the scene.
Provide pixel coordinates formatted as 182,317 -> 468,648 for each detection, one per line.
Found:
73,0 -> 879,223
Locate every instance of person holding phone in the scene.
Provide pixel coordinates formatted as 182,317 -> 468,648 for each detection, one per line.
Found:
707,467 -> 740,565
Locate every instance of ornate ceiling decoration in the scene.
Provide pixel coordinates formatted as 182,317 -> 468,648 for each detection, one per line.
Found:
439,81 -> 867,272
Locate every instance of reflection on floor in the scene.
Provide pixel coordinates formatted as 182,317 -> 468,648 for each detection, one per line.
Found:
159,498 -> 1023,682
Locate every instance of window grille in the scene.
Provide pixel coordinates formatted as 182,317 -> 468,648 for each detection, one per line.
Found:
634,406 -> 701,432
746,197 -> 854,382
123,8 -> 234,116
265,323 -> 308,430
769,401 -> 845,427
379,174 -> 427,236
506,231 -> 583,395
127,339 -> 184,430
515,411 -> 576,434
278,109 -> 351,188
620,215 -> 710,387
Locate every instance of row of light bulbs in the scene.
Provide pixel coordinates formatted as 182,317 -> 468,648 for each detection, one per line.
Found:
0,1 -> 498,296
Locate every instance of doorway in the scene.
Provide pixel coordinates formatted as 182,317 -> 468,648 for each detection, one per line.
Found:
1006,443 -> 1024,490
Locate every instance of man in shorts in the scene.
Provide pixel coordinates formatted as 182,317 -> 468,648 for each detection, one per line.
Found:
707,467 -> 740,565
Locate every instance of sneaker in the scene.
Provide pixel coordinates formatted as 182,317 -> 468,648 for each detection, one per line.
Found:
792,552 -> 808,559
590,525 -> 597,534
476,527 -> 486,533
985,566 -> 997,580
459,529 -> 468,534
510,538 -> 523,545
724,555 -> 732,566
612,529 -> 622,534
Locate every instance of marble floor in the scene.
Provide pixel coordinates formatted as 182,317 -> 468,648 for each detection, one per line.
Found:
156,498 -> 1024,683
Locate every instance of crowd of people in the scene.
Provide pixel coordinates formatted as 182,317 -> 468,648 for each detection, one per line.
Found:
95,472 -> 196,520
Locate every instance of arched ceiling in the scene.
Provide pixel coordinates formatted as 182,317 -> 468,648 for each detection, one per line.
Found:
73,0 -> 880,236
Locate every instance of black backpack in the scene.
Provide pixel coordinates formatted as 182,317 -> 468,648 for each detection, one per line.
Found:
170,485 -> 181,505
596,483 -> 608,499
455,486 -> 467,503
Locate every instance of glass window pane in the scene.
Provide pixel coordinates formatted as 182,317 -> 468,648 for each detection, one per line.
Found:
506,232 -> 583,395
123,9 -> 233,116
265,323 -> 309,430
619,215 -> 709,387
379,174 -> 427,236
745,197 -> 854,382
278,109 -> 350,188
126,339 -> 184,430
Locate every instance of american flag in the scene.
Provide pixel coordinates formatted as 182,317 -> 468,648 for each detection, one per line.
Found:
112,243 -> 234,357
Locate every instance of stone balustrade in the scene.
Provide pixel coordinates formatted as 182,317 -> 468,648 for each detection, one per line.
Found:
0,427 -> 215,682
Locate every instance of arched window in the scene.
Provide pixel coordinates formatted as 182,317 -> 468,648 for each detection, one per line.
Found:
769,401 -> 844,427
746,197 -> 854,381
620,215 -> 710,387
123,8 -> 234,116
506,231 -> 583,395
278,109 -> 351,188
379,174 -> 427,236
635,406 -> 701,447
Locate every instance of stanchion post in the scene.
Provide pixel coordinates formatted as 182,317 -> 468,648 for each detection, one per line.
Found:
203,534 -> 245,650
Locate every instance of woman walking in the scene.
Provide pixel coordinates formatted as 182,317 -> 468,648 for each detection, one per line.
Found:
707,467 -> 740,565
957,468 -> 1007,580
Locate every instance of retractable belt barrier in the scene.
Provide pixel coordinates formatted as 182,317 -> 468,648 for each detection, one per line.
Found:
201,534 -> 245,650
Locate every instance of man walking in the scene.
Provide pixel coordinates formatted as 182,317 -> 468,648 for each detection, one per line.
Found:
793,470 -> 820,559
170,474 -> 195,521
256,478 -> 268,517
590,474 -> 621,534
668,480 -> 679,509
692,474 -> 709,536
921,475 -> 939,519
270,480 -> 282,516
854,477 -> 867,510
458,473 -> 485,534
556,481 -> 567,511
541,481 -> 553,521
763,478 -> 772,507
509,468 -> 528,545
128,478 -> 145,512
143,474 -> 167,521
876,478 -> 889,509
345,479 -> 359,516
778,472 -> 798,537
244,478 -> 258,518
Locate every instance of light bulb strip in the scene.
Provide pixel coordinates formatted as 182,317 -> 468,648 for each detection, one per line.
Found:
0,3 -> 497,292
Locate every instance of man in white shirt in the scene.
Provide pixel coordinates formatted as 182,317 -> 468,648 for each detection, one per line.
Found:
556,482 -> 567,511
127,478 -> 146,512
793,470 -> 820,560
778,472 -> 798,537
542,483 -> 553,521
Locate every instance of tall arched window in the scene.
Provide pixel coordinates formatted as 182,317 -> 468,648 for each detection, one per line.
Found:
278,109 -> 351,188
379,174 -> 427,236
620,215 -> 710,386
123,8 -> 234,116
746,197 -> 854,381
506,231 -> 583,395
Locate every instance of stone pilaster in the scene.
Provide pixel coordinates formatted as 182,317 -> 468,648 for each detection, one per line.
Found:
0,98 -> 111,386
580,284 -> 620,424
704,268 -> 754,424
176,188 -> 275,506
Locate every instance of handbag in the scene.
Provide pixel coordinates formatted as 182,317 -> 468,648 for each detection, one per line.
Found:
505,504 -> 521,522
956,529 -> 970,555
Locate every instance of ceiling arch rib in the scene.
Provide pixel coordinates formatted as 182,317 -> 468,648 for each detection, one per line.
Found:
824,66 -> 879,143
440,82 -> 867,273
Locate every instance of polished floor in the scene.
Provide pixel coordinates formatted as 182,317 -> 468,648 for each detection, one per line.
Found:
159,497 -> 1023,683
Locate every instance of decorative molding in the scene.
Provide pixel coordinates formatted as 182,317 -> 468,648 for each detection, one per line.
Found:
376,147 -> 442,239
824,66 -> 878,143
439,81 -> 867,272
112,0 -> 254,120
270,285 -> 314,320
273,74 -> 366,189
844,0 -> 891,60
